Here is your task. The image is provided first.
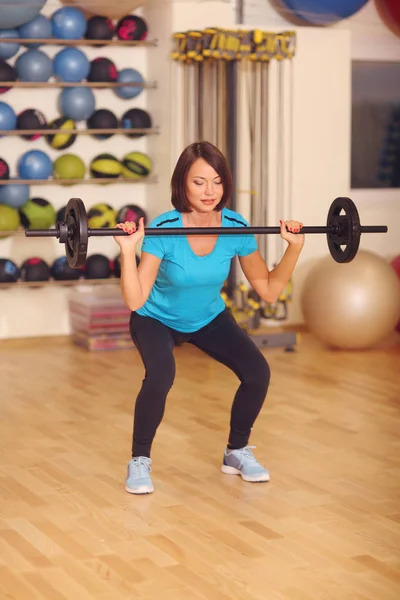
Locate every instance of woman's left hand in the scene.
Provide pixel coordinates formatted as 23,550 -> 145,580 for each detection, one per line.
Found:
279,219 -> 305,247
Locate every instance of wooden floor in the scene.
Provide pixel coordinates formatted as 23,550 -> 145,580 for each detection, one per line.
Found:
0,329 -> 399,600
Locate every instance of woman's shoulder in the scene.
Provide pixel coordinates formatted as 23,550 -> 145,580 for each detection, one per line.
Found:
148,209 -> 181,228
222,207 -> 251,228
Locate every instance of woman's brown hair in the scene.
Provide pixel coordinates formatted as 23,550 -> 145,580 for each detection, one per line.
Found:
170,141 -> 233,212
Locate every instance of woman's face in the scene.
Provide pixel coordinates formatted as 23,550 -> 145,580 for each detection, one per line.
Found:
185,158 -> 224,213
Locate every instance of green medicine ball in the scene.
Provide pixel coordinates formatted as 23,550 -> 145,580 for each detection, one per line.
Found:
19,197 -> 56,229
46,117 -> 77,150
121,151 -> 152,180
90,153 -> 122,179
53,154 -> 86,181
87,203 -> 117,228
0,205 -> 20,239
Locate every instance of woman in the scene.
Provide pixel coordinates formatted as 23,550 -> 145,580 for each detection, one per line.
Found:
114,141 -> 304,494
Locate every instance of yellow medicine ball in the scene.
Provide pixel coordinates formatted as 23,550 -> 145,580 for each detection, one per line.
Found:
90,153 -> 122,179
46,117 -> 77,150
121,151 -> 152,179
87,203 -> 117,228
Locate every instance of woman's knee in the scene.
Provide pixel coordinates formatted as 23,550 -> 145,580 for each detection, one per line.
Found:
242,351 -> 271,390
143,355 -> 176,394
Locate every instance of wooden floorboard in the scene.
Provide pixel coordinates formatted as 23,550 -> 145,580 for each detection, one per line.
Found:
0,330 -> 399,599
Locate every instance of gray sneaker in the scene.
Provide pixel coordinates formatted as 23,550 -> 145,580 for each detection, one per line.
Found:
221,446 -> 270,482
125,457 -> 154,494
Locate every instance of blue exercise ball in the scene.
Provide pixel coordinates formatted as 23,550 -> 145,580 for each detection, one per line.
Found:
278,0 -> 369,25
51,7 -> 87,40
114,68 -> 144,100
54,47 -> 90,83
18,15 -> 52,49
0,29 -> 20,60
0,101 -> 17,132
18,150 -> 53,180
0,0 -> 47,29
59,87 -> 96,121
0,179 -> 30,208
16,49 -> 53,82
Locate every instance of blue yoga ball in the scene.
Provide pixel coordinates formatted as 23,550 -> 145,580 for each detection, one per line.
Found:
59,87 -> 96,121
51,7 -> 87,40
18,150 -> 53,180
0,101 -> 17,132
278,0 -> 369,25
0,0 -> 47,29
0,179 -> 30,208
54,47 -> 90,83
0,29 -> 20,60
18,15 -> 52,49
16,49 -> 53,82
114,68 -> 145,100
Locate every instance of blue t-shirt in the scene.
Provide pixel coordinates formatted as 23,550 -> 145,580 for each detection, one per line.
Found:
137,207 -> 258,332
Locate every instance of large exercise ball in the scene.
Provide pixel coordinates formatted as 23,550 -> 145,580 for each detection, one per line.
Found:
390,255 -> 400,332
18,15 -> 52,48
277,0 -> 369,26
59,87 -> 96,121
16,49 -> 53,82
0,0 -> 47,29
301,250 -> 400,349
0,29 -> 20,59
60,1 -> 148,20
376,0 -> 400,36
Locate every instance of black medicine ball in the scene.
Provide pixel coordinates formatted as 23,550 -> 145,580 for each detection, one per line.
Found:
46,117 -> 77,150
17,108 -> 47,141
0,60 -> 17,94
87,57 -> 117,83
0,157 -> 10,180
85,16 -> 115,45
56,205 -> 67,223
116,15 -> 148,41
0,258 -> 20,283
87,109 -> 118,139
51,256 -> 82,281
20,257 -> 51,282
83,254 -> 112,279
116,204 -> 147,226
121,108 -> 152,138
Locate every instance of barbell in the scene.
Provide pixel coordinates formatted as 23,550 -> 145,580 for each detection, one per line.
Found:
23,196 -> 388,269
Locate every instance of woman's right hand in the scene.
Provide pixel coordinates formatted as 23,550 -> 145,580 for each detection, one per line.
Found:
113,217 -> 145,249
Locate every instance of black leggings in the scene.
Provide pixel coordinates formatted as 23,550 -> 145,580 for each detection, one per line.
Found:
129,308 -> 271,458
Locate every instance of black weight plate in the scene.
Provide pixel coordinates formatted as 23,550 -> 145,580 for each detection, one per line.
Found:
327,197 -> 361,263
64,198 -> 88,268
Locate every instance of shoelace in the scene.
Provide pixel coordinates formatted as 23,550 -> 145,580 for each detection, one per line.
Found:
131,456 -> 152,477
234,445 -> 260,467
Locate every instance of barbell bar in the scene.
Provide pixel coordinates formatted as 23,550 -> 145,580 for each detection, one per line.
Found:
23,196 -> 388,269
